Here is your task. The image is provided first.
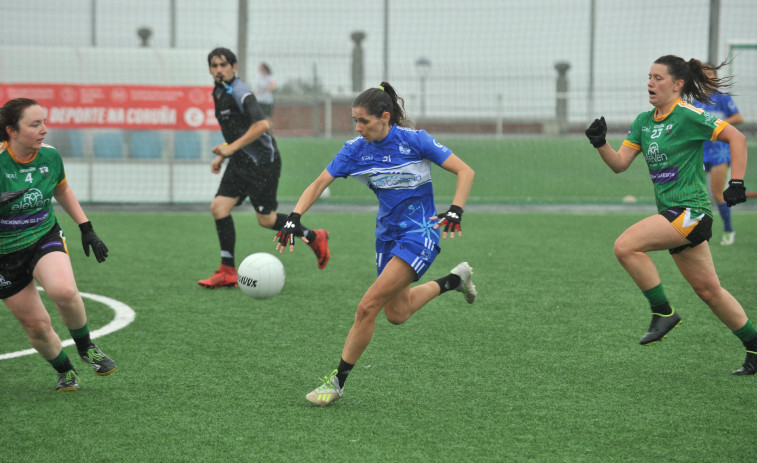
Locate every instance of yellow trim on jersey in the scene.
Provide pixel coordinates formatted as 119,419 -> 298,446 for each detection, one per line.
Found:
622,140 -> 641,151
2,140 -> 38,164
679,99 -> 729,141
653,98 -> 682,121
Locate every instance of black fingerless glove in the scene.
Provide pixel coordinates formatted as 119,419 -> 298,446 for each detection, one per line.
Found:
276,212 -> 303,247
437,205 -> 464,234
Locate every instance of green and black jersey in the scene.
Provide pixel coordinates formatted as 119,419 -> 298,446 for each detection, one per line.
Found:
623,98 -> 728,217
0,142 -> 66,253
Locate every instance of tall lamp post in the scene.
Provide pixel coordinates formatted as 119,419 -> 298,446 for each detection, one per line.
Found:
415,57 -> 431,118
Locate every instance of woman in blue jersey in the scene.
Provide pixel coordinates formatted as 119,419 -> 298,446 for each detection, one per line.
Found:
693,65 -> 744,246
585,55 -> 755,376
0,98 -> 115,391
276,82 -> 476,406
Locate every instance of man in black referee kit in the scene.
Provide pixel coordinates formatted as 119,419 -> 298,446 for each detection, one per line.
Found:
198,47 -> 330,289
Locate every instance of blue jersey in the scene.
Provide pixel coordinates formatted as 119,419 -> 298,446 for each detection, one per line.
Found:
327,125 -> 452,242
692,93 -> 740,165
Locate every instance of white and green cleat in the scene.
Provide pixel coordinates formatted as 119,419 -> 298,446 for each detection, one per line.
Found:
306,369 -> 343,406
450,262 -> 477,304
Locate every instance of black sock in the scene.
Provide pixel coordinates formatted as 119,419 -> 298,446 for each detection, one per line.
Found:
216,216 -> 235,267
336,358 -> 354,389
434,274 -> 461,294
69,323 -> 92,356
49,350 -> 75,374
745,336 -> 757,352
272,213 -> 288,230
651,302 -> 673,316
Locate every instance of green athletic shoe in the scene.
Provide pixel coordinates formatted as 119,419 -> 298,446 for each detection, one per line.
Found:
56,368 -> 79,392
639,310 -> 681,345
80,344 -> 116,376
449,262 -> 477,304
306,369 -> 343,406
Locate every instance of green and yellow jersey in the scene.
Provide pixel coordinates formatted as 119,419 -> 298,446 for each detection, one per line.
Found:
623,98 -> 728,217
0,142 -> 66,253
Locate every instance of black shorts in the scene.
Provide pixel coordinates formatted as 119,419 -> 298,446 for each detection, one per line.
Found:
216,154 -> 281,214
660,207 -> 713,255
0,223 -> 69,299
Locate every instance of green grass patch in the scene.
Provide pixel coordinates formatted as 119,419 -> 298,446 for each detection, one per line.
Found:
1,210 -> 756,462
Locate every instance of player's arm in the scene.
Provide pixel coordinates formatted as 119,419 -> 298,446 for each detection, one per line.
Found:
718,124 -> 747,180
725,113 -> 744,126
212,118 -> 270,158
54,181 -> 109,262
293,169 -> 335,216
431,153 -> 475,238
53,180 -> 88,224
586,116 -> 639,173
275,169 -> 335,252
597,143 -> 639,173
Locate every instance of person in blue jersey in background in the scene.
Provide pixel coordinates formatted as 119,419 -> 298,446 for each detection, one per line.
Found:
198,48 -> 330,289
275,82 -> 477,406
692,64 -> 744,246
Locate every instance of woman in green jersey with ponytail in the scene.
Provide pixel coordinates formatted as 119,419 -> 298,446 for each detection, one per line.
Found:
0,98 -> 115,391
584,55 -> 754,375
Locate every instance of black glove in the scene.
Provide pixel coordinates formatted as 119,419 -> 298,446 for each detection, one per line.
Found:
723,179 -> 747,207
0,188 -> 29,207
585,116 -> 607,148
436,205 -> 464,235
79,221 -> 108,263
276,213 -> 304,248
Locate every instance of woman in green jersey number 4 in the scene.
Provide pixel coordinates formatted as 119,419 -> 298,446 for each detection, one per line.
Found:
584,55 -> 754,375
0,98 -> 116,391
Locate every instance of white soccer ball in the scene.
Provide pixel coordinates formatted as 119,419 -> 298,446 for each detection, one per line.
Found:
237,253 -> 286,299
319,186 -> 331,200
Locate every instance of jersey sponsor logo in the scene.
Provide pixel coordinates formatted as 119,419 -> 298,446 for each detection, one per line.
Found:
644,143 -> 668,164
11,188 -> 51,212
649,166 -> 679,184
19,167 -> 36,173
369,172 -> 423,189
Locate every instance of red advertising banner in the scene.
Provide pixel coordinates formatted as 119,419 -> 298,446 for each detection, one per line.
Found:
0,83 -> 219,130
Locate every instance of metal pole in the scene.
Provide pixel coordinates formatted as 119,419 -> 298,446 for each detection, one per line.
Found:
170,0 -> 176,48
587,0 -> 595,121
708,0 -> 721,64
91,0 -> 97,46
383,0 -> 389,81
237,0 -> 248,82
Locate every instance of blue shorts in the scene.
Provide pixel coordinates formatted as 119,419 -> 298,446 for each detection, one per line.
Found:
375,236 -> 440,281
703,141 -> 730,171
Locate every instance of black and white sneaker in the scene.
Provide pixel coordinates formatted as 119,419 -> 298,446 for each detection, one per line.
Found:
80,344 -> 116,376
56,368 -> 79,391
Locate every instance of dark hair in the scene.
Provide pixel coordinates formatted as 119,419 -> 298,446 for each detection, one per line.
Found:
352,82 -> 411,127
654,55 -> 731,104
207,47 -> 237,67
260,62 -> 272,74
0,98 -> 40,142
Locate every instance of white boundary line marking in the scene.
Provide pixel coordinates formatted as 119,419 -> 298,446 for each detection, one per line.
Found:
0,288 -> 135,360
